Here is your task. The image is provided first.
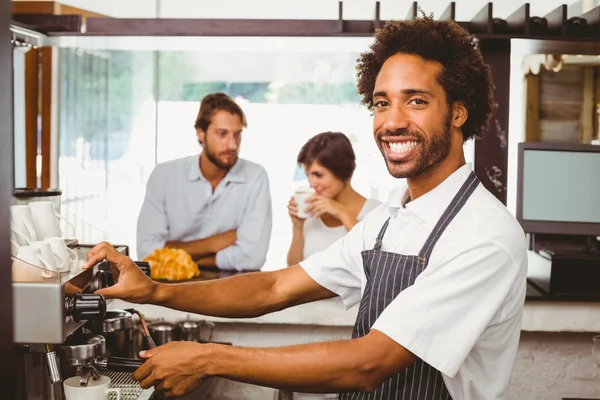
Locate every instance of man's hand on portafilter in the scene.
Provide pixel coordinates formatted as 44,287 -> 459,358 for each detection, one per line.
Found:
85,242 -> 157,303
133,341 -> 210,398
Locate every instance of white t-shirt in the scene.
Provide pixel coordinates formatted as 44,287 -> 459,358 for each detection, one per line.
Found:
300,164 -> 527,400
302,198 -> 381,259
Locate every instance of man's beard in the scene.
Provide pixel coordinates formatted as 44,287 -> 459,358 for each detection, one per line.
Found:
201,139 -> 238,171
377,113 -> 453,179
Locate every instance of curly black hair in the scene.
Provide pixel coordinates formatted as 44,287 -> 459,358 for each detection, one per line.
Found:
356,18 -> 496,142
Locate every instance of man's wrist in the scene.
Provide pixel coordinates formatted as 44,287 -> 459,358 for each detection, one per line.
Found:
149,281 -> 169,305
203,343 -> 229,377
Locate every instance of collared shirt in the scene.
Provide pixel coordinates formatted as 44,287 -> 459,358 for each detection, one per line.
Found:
136,154 -> 272,270
300,163 -> 527,400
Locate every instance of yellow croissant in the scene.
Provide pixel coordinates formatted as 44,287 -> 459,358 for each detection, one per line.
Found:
143,248 -> 200,281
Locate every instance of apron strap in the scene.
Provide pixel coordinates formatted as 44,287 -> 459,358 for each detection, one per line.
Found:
373,217 -> 391,251
418,171 -> 480,264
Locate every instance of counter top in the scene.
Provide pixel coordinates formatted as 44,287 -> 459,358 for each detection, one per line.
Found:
113,297 -> 357,327
112,265 -> 600,334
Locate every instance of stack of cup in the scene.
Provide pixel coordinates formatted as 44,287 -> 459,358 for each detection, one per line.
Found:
10,201 -> 78,273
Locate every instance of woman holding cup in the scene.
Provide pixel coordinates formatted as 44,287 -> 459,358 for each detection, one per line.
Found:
287,132 -> 381,266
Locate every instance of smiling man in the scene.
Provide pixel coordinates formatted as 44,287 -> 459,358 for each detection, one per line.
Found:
90,18 -> 527,399
136,92 -> 272,270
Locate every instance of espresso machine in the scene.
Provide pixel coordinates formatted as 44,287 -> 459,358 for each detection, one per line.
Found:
12,242 -> 156,400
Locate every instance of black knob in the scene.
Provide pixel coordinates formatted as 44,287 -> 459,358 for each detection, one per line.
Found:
134,261 -> 151,277
85,271 -> 109,293
530,17 -> 548,35
493,18 -> 509,34
95,261 -> 118,287
567,17 -> 587,35
66,293 -> 106,322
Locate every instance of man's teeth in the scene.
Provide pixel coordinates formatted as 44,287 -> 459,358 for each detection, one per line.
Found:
389,141 -> 418,153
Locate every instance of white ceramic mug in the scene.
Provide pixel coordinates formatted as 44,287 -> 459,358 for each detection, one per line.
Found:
293,186 -> 316,219
45,237 -> 78,272
11,205 -> 37,245
30,241 -> 59,271
29,201 -> 62,240
11,234 -> 21,256
63,375 -> 121,400
15,246 -> 49,269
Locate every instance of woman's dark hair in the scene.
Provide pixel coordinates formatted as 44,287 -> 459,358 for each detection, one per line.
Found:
297,132 -> 356,182
356,18 -> 496,142
194,92 -> 247,131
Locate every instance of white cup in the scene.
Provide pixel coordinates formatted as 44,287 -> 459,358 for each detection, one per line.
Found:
16,246 -> 45,269
29,201 -> 62,240
293,186 -> 316,219
11,232 -> 22,255
30,241 -> 59,271
45,237 -> 78,272
63,375 -> 121,400
11,205 -> 37,245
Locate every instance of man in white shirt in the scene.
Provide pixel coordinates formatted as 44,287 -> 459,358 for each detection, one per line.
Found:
136,92 -> 272,270
87,17 -> 527,399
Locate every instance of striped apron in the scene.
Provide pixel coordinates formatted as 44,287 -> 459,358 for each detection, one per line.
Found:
339,171 -> 480,400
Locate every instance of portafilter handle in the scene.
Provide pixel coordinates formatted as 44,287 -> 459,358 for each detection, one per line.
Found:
95,357 -> 145,373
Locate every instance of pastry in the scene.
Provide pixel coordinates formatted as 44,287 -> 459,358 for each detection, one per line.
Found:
143,248 -> 200,281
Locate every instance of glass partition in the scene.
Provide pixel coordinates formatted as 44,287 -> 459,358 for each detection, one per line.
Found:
56,36 -> 474,266
58,48 -> 156,247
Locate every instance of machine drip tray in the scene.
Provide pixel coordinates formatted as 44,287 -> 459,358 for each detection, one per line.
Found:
103,371 -> 154,400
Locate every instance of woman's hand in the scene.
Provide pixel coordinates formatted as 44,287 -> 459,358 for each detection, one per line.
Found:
287,197 -> 305,229
305,195 -> 349,221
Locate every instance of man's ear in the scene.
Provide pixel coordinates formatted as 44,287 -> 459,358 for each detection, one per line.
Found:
196,128 -> 205,145
451,101 -> 468,128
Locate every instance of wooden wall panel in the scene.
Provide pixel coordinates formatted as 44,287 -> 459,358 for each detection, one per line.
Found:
580,66 -> 595,143
12,1 -> 106,18
524,73 -> 540,142
24,48 -> 38,187
40,46 -> 52,189
539,65 -> 584,143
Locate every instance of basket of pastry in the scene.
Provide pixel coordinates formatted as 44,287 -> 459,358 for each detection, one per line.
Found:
142,248 -> 200,281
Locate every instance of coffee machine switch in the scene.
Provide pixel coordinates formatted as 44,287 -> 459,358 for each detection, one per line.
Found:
65,293 -> 106,322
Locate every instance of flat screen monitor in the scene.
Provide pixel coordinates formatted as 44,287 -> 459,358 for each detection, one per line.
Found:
516,142 -> 600,236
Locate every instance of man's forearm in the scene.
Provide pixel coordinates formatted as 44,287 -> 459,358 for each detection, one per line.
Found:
206,335 -> 408,393
150,266 -> 334,318
153,271 -> 284,317
166,230 -> 236,258
196,254 -> 217,268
